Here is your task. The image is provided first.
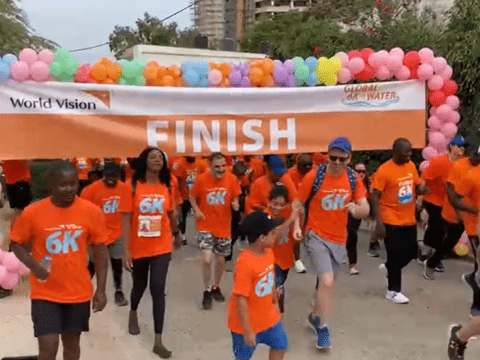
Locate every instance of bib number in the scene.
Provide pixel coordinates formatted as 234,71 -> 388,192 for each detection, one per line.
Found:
255,271 -> 274,297
138,215 -> 162,237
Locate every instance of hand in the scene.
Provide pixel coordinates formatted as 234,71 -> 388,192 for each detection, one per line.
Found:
293,226 -> 303,242
244,329 -> 256,347
173,233 -> 181,249
347,202 -> 357,216
231,198 -> 240,212
32,262 -> 50,281
92,290 -> 107,313
374,220 -> 386,240
122,251 -> 133,271
194,208 -> 206,221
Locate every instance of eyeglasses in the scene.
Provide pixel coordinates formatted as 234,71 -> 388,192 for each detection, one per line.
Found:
329,155 -> 349,163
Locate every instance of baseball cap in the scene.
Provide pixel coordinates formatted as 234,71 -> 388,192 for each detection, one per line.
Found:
328,137 -> 352,153
103,162 -> 121,175
240,211 -> 285,244
449,136 -> 466,147
268,156 -> 287,175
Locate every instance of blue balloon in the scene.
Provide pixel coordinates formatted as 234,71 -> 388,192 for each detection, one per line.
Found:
191,61 -> 209,75
0,61 -> 10,80
306,72 -> 318,87
181,60 -> 192,73
184,69 -> 199,87
2,54 -> 18,66
197,76 -> 209,88
305,57 -> 318,71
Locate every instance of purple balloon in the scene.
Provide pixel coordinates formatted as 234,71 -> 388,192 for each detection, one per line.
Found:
273,67 -> 288,84
273,60 -> 283,68
240,77 -> 251,88
284,60 -> 296,74
285,74 -> 296,87
240,63 -> 249,76
229,70 -> 242,85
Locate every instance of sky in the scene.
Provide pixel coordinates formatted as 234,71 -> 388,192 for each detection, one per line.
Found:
20,0 -> 193,63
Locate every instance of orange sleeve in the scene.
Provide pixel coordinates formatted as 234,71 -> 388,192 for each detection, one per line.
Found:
79,183 -> 94,202
231,175 -> 242,198
457,175 -> 474,198
447,164 -> 462,187
248,178 -> 266,209
285,177 -> 298,200
191,175 -> 201,200
373,166 -> 388,192
232,257 -> 253,298
88,206 -> 108,245
353,175 -> 366,201
296,171 -> 316,202
421,157 -> 441,180
119,182 -> 134,213
9,207 -> 33,245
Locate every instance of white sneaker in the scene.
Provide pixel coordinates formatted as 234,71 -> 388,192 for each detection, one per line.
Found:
294,260 -> 307,274
386,291 -> 409,304
349,265 -> 359,275
379,263 -> 388,285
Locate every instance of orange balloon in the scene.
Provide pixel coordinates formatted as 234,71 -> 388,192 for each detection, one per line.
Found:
209,62 -> 218,70
262,58 -> 274,74
157,66 -> 168,79
220,78 -> 230,87
144,65 -> 158,81
147,61 -> 159,69
162,75 -> 175,87
251,60 -> 261,68
107,63 -> 122,80
265,75 -> 275,87
90,64 -> 108,82
103,78 -> 115,84
249,67 -> 264,85
219,63 -> 231,77
150,78 -> 162,86
99,58 -> 110,65
169,66 -> 181,78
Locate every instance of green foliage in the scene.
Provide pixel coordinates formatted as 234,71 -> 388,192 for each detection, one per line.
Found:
109,12 -> 195,59
0,0 -> 57,54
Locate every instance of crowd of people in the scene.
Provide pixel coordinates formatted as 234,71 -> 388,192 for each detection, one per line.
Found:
1,135 -> 479,360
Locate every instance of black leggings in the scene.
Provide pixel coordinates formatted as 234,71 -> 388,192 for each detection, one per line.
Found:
225,209 -> 242,262
422,201 -> 445,250
179,200 -> 192,235
131,253 -> 171,334
346,215 -> 362,265
88,258 -> 124,291
427,221 -> 464,269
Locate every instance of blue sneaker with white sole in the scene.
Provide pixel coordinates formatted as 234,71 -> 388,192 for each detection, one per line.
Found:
316,326 -> 331,350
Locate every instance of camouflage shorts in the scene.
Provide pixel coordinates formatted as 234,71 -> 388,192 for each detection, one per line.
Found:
196,231 -> 232,257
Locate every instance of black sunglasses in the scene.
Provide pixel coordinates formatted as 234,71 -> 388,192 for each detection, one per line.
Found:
355,169 -> 367,173
329,155 -> 349,163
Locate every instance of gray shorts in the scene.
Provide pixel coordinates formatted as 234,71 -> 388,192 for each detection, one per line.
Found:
197,231 -> 232,257
304,230 -> 346,275
88,238 -> 124,261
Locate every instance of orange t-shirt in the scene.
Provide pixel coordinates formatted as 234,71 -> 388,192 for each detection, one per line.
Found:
442,158 -> 474,224
287,166 -> 316,190
228,248 -> 280,334
373,160 -> 420,226
2,160 -> 31,184
73,158 -> 97,181
191,171 -> 241,238
9,197 -> 107,303
265,208 -> 295,270
119,181 -> 173,259
297,169 -> 365,244
80,180 -> 127,245
171,175 -> 182,207
312,153 -> 328,165
171,158 -> 208,200
455,165 -> 480,235
421,154 -> 455,207
247,174 -> 298,214
249,156 -> 267,183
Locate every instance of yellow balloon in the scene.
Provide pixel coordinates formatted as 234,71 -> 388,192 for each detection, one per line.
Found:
330,57 -> 342,73
324,74 -> 338,86
316,57 -> 330,76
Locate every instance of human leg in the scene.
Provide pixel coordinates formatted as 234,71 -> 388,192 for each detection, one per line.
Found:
129,257 -> 150,335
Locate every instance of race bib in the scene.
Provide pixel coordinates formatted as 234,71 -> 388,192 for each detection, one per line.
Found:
78,158 -> 87,169
186,171 -> 197,188
138,215 -> 162,237
397,181 -> 414,204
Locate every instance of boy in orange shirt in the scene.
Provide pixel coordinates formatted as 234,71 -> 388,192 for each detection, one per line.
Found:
9,161 -> 108,360
371,138 -> 429,304
80,162 -> 129,306
228,211 -> 287,360
191,153 -> 241,310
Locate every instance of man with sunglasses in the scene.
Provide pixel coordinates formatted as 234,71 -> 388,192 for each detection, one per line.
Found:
293,137 -> 369,350
288,153 -> 315,274
371,138 -> 429,304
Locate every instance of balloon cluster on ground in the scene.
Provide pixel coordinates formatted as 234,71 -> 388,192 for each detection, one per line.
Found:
0,233 -> 29,290
1,46 -> 459,157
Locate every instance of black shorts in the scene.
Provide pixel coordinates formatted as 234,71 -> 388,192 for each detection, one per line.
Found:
31,300 -> 90,337
6,181 -> 32,210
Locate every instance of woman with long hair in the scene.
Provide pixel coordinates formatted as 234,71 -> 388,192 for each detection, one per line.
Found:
119,147 -> 181,358
346,163 -> 371,275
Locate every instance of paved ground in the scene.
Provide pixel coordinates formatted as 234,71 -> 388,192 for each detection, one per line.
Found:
1,207 -> 479,360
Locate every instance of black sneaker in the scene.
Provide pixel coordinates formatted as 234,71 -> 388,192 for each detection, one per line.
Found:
448,325 -> 466,360
211,286 -> 225,302
435,261 -> 445,272
181,234 -> 187,246
367,242 -> 380,258
202,290 -> 213,310
462,272 -> 480,296
114,291 -> 129,306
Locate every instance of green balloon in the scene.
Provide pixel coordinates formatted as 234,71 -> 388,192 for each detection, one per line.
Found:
49,62 -> 62,77
295,66 -> 309,82
55,48 -> 71,63
58,72 -> 73,82
122,62 -> 136,79
135,57 -> 147,67
118,77 -> 128,85
125,77 -> 137,85
135,76 -> 146,86
63,58 -> 78,76
293,56 -> 304,67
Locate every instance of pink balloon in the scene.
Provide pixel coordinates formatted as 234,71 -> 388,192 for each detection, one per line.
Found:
19,48 -> 38,65
432,57 -> 447,74
334,52 -> 349,66
441,123 -> 457,138
418,48 -> 435,64
0,266 -> 7,285
30,61 -> 50,82
10,61 -> 30,81
417,64 -> 434,81
346,58 -> 365,74
422,146 -> 438,160
427,116 -> 442,131
429,106 -> 438,117
394,65 -> 411,81
0,272 -> 19,290
208,69 -> 222,86
436,104 -> 453,121
2,252 -> 21,273
389,47 -> 405,59
368,52 -> 384,68
386,54 -> 403,72
441,65 -> 453,79
428,75 -> 444,91
376,65 -> 392,81
419,161 -> 430,172
446,95 -> 460,110
448,111 -> 461,124
337,68 -> 353,83
37,49 -> 55,65
429,131 -> 447,147
377,50 -> 389,64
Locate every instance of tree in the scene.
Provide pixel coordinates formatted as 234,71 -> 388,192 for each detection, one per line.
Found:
109,12 -> 195,59
0,0 -> 57,54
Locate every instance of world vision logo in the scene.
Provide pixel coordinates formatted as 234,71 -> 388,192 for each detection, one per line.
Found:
82,90 -> 111,108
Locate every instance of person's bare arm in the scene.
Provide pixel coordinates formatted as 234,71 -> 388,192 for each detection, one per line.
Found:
350,197 -> 370,219
168,210 -> 181,249
370,189 -> 386,239
448,184 -> 479,214
121,213 -> 133,270
416,180 -> 430,196
10,241 -> 48,281
92,243 -> 108,312
237,296 -> 255,346
189,192 -> 205,221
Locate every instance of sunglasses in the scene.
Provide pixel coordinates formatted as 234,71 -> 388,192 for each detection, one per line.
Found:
329,155 -> 349,163
355,169 -> 367,173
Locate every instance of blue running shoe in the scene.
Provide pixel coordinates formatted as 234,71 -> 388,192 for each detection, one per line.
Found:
316,326 -> 331,350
